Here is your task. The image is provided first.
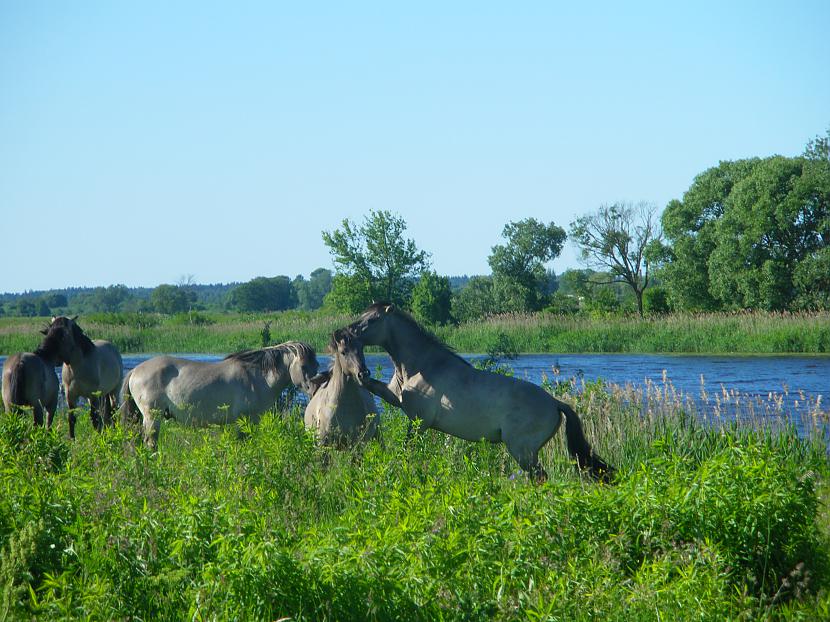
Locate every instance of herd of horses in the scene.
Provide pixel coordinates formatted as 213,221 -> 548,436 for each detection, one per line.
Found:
1,304 -> 613,482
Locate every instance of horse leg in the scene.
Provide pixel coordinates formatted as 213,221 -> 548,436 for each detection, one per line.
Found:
505,437 -> 548,483
32,404 -> 44,427
143,409 -> 161,450
66,395 -> 78,439
90,399 -> 103,432
101,393 -> 114,428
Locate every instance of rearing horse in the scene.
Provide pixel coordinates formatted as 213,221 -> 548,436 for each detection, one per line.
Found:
44,316 -> 124,437
348,303 -> 614,481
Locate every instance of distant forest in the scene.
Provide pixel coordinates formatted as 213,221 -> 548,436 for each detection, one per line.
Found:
0,273 -> 480,317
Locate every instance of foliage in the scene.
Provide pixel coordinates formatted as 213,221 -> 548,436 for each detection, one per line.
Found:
293,268 -> 333,311
488,218 -> 566,312
323,274 -> 375,315
322,210 -> 431,308
0,374 -> 826,620
150,284 -> 195,314
228,276 -> 297,312
570,201 -> 661,316
643,286 -> 671,315
452,276 -> 497,323
660,136 -> 830,311
410,271 -> 453,326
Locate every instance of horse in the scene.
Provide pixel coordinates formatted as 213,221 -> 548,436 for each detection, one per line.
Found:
348,303 -> 614,482
44,316 -> 124,438
120,341 -> 319,448
304,328 -> 378,447
1,325 -> 65,427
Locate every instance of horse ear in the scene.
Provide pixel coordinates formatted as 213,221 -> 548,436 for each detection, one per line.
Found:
384,304 -> 394,314
51,316 -> 57,323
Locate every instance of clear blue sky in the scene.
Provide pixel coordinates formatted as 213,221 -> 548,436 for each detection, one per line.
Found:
1,1 -> 828,293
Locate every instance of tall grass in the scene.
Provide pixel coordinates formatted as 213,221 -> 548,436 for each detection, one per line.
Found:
2,310 -> 829,354
0,374 -> 828,620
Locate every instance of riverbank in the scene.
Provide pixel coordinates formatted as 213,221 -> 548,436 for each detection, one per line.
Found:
1,310 -> 829,355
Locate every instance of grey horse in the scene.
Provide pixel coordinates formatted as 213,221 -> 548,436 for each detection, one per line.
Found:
305,328 -> 378,447
121,341 -> 319,448
44,316 -> 123,437
348,303 -> 614,482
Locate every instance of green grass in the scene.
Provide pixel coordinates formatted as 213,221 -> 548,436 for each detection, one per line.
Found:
1,376 -> 828,620
2,310 -> 830,355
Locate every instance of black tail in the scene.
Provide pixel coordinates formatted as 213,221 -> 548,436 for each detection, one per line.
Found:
119,369 -> 140,426
561,402 -> 615,483
8,356 -> 26,406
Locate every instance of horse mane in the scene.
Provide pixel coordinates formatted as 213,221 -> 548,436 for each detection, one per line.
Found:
225,341 -> 316,374
71,321 -> 96,355
359,302 -> 470,367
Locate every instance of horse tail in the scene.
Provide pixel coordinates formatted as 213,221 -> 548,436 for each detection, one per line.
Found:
119,369 -> 140,426
560,402 -> 615,482
7,356 -> 27,406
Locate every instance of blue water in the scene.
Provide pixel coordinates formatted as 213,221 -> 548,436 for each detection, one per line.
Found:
3,352 -> 828,434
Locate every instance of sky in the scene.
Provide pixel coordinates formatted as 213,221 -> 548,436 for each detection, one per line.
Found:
1,1 -> 828,293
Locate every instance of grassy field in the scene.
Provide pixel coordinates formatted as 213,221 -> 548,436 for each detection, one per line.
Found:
1,375 -> 828,620
1,310 -> 830,355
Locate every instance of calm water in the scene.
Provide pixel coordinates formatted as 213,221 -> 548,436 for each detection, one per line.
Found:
3,353 -> 828,433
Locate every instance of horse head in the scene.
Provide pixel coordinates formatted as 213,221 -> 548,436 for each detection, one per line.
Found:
329,328 -> 370,385
350,302 -> 396,346
282,342 -> 320,394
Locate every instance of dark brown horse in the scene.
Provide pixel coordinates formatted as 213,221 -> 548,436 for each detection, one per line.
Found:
1,326 -> 65,427
348,303 -> 614,482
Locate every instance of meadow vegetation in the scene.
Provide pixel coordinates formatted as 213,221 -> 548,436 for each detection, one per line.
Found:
2,310 -> 829,356
0,373 -> 828,620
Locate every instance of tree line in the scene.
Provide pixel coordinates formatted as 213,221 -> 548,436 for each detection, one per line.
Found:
2,130 -> 827,322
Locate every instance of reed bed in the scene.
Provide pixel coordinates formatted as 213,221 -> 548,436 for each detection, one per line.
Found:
2,310 -> 828,355
0,370 -> 828,620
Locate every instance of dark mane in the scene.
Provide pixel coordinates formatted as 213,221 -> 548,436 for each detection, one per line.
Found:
359,302 -> 470,367
71,321 -> 96,355
35,327 -> 62,361
224,341 -> 316,374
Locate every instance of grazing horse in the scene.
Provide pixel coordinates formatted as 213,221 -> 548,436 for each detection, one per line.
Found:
348,303 -> 614,482
1,327 -> 64,426
121,341 -> 319,448
305,328 -> 378,447
44,316 -> 124,437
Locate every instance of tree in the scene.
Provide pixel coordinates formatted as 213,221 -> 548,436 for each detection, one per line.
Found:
322,210 -> 430,309
707,156 -> 830,310
659,159 -> 759,310
570,201 -> 661,316
411,271 -> 453,325
488,218 -> 566,312
151,284 -> 194,314
322,274 -> 374,314
452,276 -> 498,323
228,276 -> 297,312
293,268 -> 332,310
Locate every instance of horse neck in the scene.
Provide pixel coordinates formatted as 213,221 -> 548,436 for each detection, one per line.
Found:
327,354 -> 353,393
383,316 -> 444,376
34,347 -> 61,367
263,351 -> 293,395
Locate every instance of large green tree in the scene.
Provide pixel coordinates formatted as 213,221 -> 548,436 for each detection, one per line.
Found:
410,271 -> 453,326
322,210 -> 430,310
151,284 -> 194,314
228,276 -> 297,312
488,218 -> 566,312
661,133 -> 830,311
570,202 -> 661,316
